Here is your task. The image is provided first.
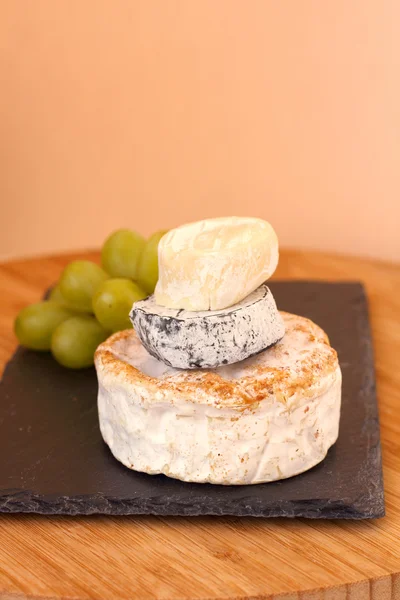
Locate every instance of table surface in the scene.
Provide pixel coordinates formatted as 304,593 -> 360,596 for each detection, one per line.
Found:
0,249 -> 399,600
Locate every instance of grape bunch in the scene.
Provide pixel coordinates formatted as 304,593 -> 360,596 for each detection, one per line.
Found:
14,229 -> 167,369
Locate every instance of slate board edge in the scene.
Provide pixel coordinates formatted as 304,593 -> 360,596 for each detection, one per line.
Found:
350,283 -> 385,518
0,489 -> 384,519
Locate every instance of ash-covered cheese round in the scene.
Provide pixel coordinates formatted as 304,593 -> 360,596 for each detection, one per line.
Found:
155,216 -> 279,311
130,284 -> 285,369
95,312 -> 342,485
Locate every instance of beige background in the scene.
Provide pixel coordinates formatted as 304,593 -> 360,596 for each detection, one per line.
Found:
1,0 -> 399,262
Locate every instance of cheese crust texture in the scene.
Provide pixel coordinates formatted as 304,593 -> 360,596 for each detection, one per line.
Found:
95,312 -> 342,485
155,216 -> 279,311
130,284 -> 285,369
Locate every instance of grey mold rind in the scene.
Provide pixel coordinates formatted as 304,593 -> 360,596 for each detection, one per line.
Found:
130,284 -> 285,369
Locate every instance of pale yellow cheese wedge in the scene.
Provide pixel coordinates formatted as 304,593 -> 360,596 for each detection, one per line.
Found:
154,216 -> 279,311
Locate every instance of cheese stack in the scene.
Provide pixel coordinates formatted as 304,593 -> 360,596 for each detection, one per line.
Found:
95,216 -> 342,485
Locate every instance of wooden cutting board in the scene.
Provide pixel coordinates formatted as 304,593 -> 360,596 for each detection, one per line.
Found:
0,249 -> 400,600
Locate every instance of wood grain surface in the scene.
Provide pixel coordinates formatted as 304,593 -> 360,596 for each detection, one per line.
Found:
0,249 -> 400,600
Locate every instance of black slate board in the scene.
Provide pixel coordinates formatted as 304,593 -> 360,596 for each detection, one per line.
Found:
0,282 -> 384,519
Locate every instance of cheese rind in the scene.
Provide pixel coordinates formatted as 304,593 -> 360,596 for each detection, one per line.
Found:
155,216 -> 279,311
95,312 -> 342,485
130,284 -> 285,369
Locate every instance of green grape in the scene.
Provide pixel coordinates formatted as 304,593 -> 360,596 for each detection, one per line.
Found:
136,230 -> 168,294
101,229 -> 146,279
59,261 -> 109,312
51,315 -> 109,369
93,278 -> 147,332
49,283 -> 90,312
14,302 -> 74,351
49,284 -> 65,304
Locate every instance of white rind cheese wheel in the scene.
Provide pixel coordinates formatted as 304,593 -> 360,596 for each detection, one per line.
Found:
130,284 -> 285,369
155,216 -> 279,311
95,313 -> 342,485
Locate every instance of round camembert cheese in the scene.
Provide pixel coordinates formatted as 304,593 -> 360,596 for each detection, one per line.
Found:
95,312 -> 341,485
130,284 -> 285,369
155,216 -> 279,311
